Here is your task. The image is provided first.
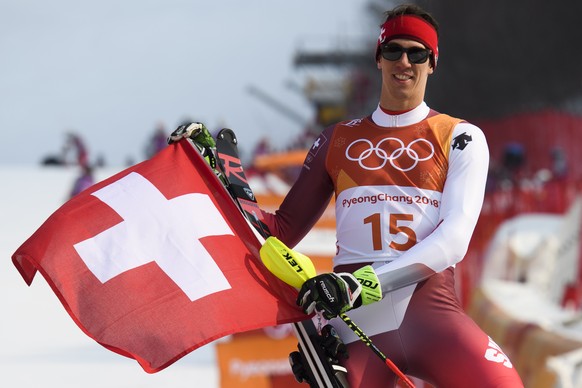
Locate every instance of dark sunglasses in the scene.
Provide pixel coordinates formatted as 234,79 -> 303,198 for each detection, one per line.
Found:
381,44 -> 431,64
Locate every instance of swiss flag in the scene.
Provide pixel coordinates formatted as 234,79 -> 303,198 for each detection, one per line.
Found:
12,140 -> 302,373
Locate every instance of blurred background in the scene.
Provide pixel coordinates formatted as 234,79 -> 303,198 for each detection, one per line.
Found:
2,0 -> 582,387
1,0 -> 369,167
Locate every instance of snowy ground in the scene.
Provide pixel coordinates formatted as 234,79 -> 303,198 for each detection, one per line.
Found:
1,166 -> 219,388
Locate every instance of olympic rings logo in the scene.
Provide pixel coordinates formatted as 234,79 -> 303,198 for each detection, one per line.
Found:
345,137 -> 435,171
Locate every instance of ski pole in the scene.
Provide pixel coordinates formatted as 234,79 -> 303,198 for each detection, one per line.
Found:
338,313 -> 414,388
260,237 -> 415,388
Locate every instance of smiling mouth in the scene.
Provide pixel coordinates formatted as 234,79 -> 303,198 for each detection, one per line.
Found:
394,74 -> 413,81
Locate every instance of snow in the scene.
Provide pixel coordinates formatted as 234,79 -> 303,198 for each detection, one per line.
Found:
0,166 -> 219,388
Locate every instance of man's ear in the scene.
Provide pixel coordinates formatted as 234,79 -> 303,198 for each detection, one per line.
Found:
377,60 -> 382,70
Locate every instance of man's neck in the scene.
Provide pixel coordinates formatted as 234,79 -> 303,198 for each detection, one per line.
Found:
371,102 -> 429,127
379,105 -> 414,115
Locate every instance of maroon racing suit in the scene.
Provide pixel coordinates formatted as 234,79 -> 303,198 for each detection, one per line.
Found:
260,103 -> 524,387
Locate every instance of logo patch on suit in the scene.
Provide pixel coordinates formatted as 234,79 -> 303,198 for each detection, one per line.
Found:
452,132 -> 472,151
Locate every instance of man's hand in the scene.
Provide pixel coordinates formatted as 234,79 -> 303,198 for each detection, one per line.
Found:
297,272 -> 361,319
167,122 -> 228,184
167,122 -> 215,147
167,122 -> 215,163
296,266 -> 382,320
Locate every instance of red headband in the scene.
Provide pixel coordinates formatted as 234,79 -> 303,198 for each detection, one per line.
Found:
376,15 -> 439,67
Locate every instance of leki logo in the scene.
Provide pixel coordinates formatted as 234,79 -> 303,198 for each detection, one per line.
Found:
345,137 -> 435,171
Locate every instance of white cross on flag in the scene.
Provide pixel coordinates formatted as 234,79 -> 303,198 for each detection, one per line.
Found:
12,140 -> 302,373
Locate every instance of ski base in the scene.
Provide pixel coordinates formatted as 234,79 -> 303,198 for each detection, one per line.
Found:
291,320 -> 349,387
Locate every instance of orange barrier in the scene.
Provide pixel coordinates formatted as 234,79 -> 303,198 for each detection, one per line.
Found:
216,329 -> 299,388
253,150 -> 308,172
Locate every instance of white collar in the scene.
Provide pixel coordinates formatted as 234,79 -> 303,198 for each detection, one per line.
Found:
371,102 -> 430,127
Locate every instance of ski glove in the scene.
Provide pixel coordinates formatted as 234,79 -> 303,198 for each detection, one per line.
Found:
168,122 -> 227,185
297,265 -> 382,320
167,122 -> 216,148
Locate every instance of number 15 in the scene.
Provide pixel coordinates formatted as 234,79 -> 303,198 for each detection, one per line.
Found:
363,213 -> 417,251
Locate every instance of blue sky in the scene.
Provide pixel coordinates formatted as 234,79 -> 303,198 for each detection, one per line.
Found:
1,0 -> 374,166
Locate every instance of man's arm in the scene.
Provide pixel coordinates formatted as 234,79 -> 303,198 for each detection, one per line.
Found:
260,126 -> 336,248
373,122 -> 490,292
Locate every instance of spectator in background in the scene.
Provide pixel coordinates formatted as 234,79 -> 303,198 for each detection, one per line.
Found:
502,142 -> 525,168
62,132 -> 89,167
550,147 -> 568,180
486,141 -> 527,190
69,164 -> 94,199
252,136 -> 271,160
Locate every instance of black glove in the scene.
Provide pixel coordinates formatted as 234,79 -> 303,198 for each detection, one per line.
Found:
297,272 -> 362,319
296,266 -> 383,320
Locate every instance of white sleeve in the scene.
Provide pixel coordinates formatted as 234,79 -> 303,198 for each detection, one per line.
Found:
374,122 -> 490,293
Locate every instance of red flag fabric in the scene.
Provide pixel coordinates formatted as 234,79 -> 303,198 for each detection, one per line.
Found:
12,140 -> 303,373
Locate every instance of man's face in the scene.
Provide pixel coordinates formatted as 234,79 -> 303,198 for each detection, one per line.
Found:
377,38 -> 434,110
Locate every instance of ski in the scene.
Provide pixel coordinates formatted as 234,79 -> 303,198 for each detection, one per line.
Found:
214,128 -> 347,387
214,128 -> 272,238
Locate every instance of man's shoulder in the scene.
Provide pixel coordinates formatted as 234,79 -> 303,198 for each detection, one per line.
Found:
426,111 -> 464,133
427,110 -> 484,134
335,115 -> 372,128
